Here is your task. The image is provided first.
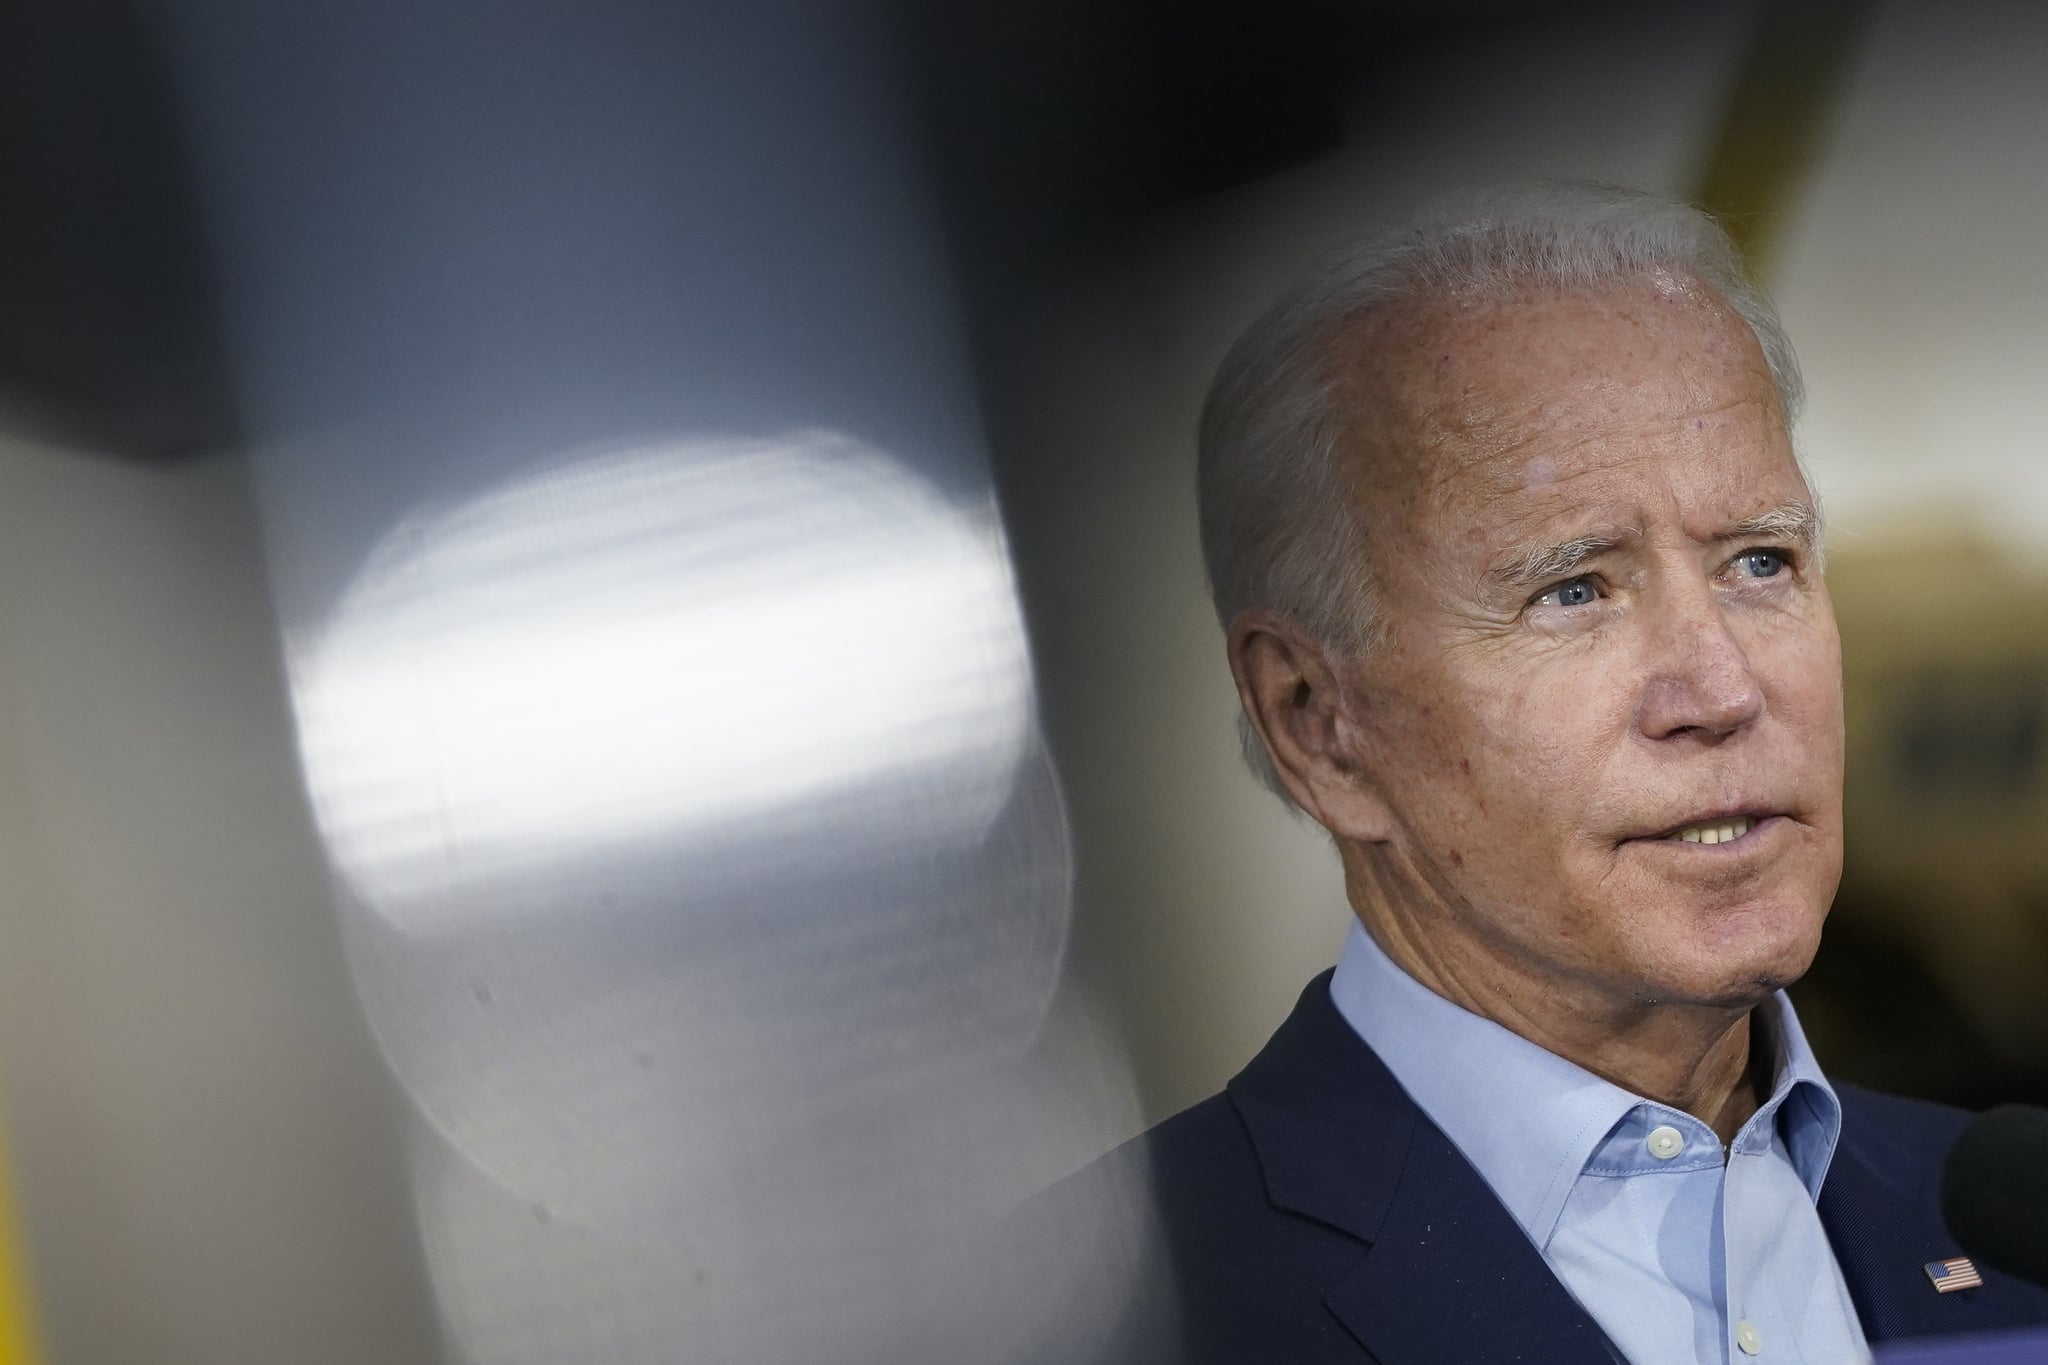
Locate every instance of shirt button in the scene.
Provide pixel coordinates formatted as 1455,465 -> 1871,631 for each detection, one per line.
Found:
1646,1125 -> 1685,1160
1736,1319 -> 1762,1355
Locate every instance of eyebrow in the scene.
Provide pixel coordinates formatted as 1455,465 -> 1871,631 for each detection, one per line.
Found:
1486,499 -> 1823,590
1489,528 -> 1638,589
1714,499 -> 1823,551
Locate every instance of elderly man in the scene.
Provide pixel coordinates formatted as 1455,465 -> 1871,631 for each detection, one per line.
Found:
1010,185 -> 2048,1364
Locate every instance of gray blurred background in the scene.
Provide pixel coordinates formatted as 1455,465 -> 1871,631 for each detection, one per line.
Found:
1,1 -> 2045,1361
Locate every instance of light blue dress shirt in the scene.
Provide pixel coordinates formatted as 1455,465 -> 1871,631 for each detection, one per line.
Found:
1328,922 -> 1871,1365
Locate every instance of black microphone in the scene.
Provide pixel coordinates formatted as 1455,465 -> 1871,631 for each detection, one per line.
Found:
1941,1104 -> 2048,1291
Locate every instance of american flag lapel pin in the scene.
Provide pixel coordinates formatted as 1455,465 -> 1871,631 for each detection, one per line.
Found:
1925,1257 -> 1984,1293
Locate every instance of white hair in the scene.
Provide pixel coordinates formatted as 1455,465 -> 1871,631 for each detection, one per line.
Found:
1195,181 -> 1807,804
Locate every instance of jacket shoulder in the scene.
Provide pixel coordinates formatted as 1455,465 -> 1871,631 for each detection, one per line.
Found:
1824,1082 -> 2048,1340
1836,1082 -> 1973,1154
985,1094 -> 1249,1364
994,1086 -> 1373,1363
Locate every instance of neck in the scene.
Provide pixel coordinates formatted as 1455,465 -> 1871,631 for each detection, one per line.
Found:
1347,869 -> 1767,1145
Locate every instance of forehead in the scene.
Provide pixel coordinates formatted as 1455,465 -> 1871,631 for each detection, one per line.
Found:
1336,278 -> 1797,550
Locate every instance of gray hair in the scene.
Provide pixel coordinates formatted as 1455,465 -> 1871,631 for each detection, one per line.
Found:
1195,181 -> 1807,804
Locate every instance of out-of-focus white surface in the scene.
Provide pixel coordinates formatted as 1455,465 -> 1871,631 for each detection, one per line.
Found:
152,0 -> 1133,1352
288,432 -> 1107,1360
293,433 -> 1033,933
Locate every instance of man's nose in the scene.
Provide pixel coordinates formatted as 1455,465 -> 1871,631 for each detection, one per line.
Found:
1634,578 -> 1766,742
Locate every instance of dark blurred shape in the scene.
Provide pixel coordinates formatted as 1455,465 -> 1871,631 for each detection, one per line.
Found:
1943,1105 -> 2048,1291
1692,0 -> 1876,271
896,0 -> 1661,274
898,0 -> 1352,268
0,0 -> 234,458
1793,930 -> 2048,1114
1896,662 -> 2047,798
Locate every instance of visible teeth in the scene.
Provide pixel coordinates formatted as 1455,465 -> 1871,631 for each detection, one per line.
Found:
1671,816 -> 1754,845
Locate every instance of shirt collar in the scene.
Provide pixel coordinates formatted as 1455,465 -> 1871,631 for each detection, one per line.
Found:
1327,920 -> 1842,1250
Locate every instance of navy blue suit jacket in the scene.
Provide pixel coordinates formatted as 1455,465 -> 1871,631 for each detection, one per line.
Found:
1010,972 -> 2048,1364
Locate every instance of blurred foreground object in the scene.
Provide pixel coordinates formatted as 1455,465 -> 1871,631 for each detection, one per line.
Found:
294,434 -> 1036,934
151,1 -> 1137,1359
292,433 -> 1085,1361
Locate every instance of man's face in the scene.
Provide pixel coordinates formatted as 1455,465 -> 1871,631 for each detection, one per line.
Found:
1331,278 -> 1844,1011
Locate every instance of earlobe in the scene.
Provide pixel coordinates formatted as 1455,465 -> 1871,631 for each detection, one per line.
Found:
1226,612 -> 1400,843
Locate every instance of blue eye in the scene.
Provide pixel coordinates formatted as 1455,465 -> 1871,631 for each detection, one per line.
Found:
1536,576 -> 1599,608
1735,549 -> 1787,579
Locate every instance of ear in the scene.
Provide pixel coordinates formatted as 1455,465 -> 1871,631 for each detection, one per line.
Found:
1227,610 -> 1399,843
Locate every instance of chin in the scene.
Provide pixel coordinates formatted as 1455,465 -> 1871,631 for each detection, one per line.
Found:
1647,889 -> 1829,1007
1678,922 -> 1824,1007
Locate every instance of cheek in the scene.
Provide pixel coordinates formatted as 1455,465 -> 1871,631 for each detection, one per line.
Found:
1756,617 -> 1846,740
1470,731 -> 1607,842
1364,690 -> 1485,827
1393,683 -> 1598,835
1471,655 -> 1629,783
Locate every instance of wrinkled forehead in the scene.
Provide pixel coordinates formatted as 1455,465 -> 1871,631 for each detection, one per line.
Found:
1327,276 -> 1790,540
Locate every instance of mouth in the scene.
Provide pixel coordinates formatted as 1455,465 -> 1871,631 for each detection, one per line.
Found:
1628,811 -> 1785,848
1665,814 -> 1757,845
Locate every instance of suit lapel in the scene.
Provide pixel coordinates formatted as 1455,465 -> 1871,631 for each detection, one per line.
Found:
1324,1121 -> 1623,1364
1228,973 -> 1620,1365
